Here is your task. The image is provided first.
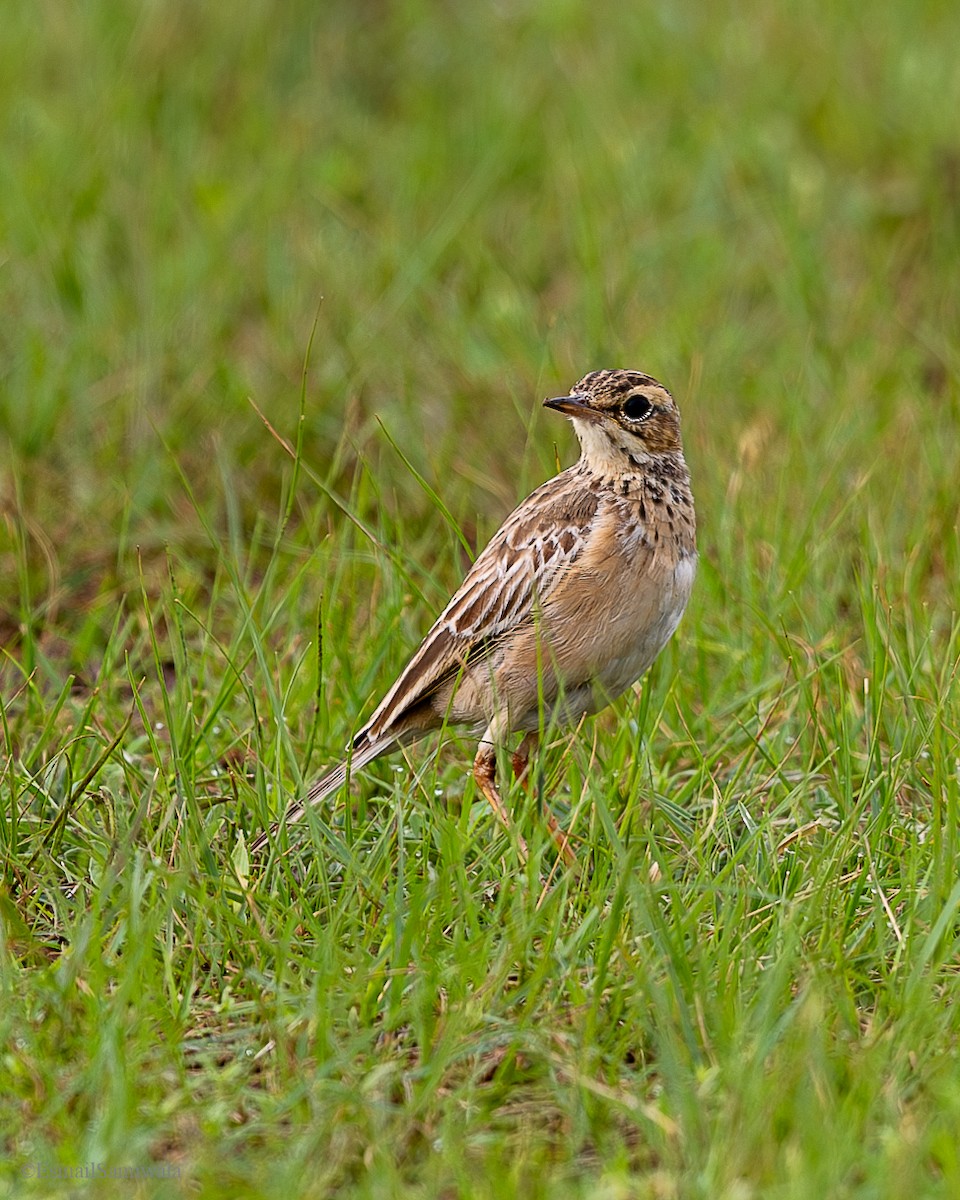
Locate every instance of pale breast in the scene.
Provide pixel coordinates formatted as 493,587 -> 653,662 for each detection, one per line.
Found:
584,540 -> 697,701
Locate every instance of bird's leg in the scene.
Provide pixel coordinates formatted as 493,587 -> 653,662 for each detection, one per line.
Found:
543,796 -> 577,870
473,739 -> 528,861
511,731 -> 577,868
511,730 -> 539,785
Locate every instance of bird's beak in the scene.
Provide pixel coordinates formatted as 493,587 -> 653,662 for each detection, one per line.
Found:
542,392 -> 602,422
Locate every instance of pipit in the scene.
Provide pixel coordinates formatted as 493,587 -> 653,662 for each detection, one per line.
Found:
251,369 -> 697,864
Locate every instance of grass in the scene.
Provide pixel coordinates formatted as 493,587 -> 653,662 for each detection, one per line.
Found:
2,0 -> 960,1195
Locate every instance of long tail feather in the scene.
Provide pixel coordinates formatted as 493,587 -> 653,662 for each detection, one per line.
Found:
249,732 -> 392,855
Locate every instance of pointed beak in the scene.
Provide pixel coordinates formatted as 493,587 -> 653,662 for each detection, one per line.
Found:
542,392 -> 602,422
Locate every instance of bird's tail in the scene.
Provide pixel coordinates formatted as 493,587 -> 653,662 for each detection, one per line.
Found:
248,731 -> 391,855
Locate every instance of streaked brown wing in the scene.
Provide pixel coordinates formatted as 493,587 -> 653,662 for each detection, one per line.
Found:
361,466 -> 600,740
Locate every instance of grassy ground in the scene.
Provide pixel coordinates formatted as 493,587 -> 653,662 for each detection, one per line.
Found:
3,1 -> 960,1196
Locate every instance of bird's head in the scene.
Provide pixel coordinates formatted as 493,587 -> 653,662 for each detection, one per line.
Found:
544,369 -> 683,467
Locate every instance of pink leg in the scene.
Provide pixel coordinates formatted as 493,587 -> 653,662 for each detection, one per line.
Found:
474,741 -> 528,861
510,731 -> 576,868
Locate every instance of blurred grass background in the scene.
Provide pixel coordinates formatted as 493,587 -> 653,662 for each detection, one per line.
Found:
2,1 -> 960,1197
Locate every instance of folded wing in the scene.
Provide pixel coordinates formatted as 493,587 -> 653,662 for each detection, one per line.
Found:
360,467 -> 601,742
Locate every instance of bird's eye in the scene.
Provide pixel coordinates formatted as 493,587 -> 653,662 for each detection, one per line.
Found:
622,394 -> 653,422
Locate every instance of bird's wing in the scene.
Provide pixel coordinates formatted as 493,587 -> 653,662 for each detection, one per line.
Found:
361,465 -> 600,741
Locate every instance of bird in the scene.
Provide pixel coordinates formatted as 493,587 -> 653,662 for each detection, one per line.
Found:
250,368 -> 697,864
